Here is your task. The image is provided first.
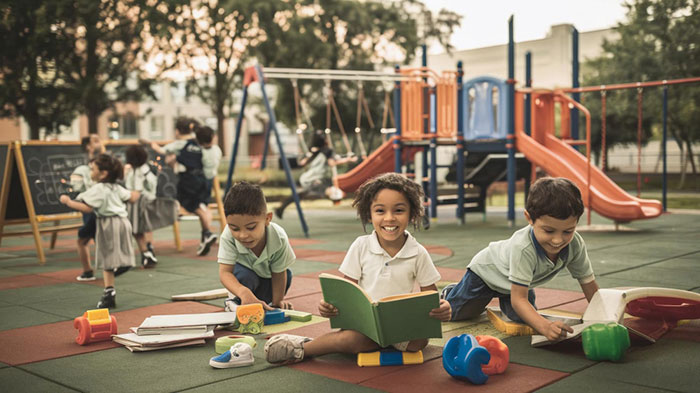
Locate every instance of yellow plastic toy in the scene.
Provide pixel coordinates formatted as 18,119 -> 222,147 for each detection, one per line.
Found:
74,308 -> 117,345
357,350 -> 423,367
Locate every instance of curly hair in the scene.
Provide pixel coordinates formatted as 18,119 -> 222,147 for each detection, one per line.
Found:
224,181 -> 267,216
92,153 -> 124,184
526,177 -> 584,221
352,172 -> 424,231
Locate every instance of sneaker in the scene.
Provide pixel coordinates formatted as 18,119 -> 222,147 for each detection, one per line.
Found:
114,266 -> 131,277
210,343 -> 254,368
142,251 -> 157,269
76,270 -> 96,281
440,283 -> 457,300
274,207 -> 283,220
264,334 -> 311,364
197,233 -> 218,256
146,242 -> 155,255
224,297 -> 241,313
97,288 -> 116,308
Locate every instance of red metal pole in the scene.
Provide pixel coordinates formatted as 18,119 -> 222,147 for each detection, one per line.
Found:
601,91 -> 607,172
637,88 -> 643,198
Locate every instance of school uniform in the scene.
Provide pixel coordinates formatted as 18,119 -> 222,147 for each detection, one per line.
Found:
125,164 -> 177,234
164,138 -> 209,213
70,164 -> 97,240
76,183 -> 135,271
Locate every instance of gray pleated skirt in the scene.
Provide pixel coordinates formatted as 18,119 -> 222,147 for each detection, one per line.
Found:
95,216 -> 136,271
127,195 -> 178,235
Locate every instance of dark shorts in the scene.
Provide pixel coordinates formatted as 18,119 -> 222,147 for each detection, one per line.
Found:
445,269 -> 536,322
232,263 -> 292,305
177,172 -> 210,213
78,212 -> 96,240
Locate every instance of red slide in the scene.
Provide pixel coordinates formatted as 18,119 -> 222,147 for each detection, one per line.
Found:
336,138 -> 419,193
515,129 -> 662,222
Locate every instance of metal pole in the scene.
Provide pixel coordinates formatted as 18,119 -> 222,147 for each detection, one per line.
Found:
456,61 -> 465,224
571,27 -> 580,140
662,86 -> 668,211
507,15 -> 516,226
394,65 -> 402,173
255,65 -> 309,237
525,51 -> 532,136
226,86 -> 249,192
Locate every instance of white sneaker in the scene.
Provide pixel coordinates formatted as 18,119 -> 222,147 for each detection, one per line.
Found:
197,233 -> 218,256
264,334 -> 312,364
209,343 -> 254,368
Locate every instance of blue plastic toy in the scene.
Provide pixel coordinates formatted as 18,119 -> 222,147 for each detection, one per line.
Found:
442,334 -> 491,385
264,309 -> 291,325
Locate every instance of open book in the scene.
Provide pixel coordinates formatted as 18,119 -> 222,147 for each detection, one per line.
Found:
319,273 -> 442,347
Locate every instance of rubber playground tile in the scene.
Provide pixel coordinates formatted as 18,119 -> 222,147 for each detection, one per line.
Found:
503,335 -> 596,373
293,248 -> 337,259
289,345 -> 443,384
0,367 -> 75,392
436,267 -> 464,282
281,291 -> 324,315
423,244 -> 453,256
0,267 -> 24,277
0,273 -> 65,290
289,260 -> 341,276
38,268 -> 104,286
541,298 -> 588,315
603,266 -> 700,289
532,288 -> 586,309
0,301 -> 221,366
0,282 -> 99,306
289,238 -> 323,247
0,305 -> 67,331
297,268 -> 343,279
118,276 -> 222,300
268,319 -> 334,339
184,365 -> 379,393
544,338 -> 700,393
301,251 -> 347,264
21,344 -> 273,393
286,276 -> 322,299
359,357 -> 569,393
25,287 -> 174,320
535,371 -> 677,393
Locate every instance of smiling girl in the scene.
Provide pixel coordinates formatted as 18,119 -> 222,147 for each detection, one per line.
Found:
264,173 -> 451,364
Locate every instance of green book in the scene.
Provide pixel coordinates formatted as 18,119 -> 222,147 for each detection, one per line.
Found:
319,273 -> 442,347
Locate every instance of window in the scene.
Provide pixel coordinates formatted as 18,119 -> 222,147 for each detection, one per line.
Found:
150,115 -> 164,139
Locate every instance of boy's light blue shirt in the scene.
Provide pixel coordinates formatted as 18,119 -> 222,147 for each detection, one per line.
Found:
217,222 -> 295,278
467,225 -> 594,294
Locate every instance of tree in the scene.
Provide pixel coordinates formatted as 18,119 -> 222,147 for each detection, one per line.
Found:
53,0 -> 167,134
582,0 -> 700,183
0,1 -> 79,139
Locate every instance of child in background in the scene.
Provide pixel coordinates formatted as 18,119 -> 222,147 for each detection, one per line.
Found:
143,117 -> 217,256
195,125 -> 222,206
442,177 -> 600,342
124,145 -> 177,268
70,134 -> 105,281
60,154 -> 140,308
275,129 -> 356,219
265,173 -> 451,364
218,182 -> 295,312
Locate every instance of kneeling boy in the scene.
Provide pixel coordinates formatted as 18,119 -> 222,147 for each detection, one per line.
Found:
444,177 -> 600,341
218,182 -> 295,311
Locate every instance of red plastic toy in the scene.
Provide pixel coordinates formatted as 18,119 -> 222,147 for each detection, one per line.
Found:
475,335 -> 509,375
73,308 -> 117,345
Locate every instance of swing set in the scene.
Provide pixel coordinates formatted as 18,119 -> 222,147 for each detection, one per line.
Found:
226,65 -> 408,237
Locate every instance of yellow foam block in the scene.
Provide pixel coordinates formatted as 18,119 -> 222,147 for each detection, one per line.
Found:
486,308 -> 536,336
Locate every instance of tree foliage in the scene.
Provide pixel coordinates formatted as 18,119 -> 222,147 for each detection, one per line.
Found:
582,0 -> 700,175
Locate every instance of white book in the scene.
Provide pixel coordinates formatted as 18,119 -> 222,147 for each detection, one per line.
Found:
134,325 -> 212,336
113,331 -> 214,347
136,312 -> 236,336
124,339 -> 206,352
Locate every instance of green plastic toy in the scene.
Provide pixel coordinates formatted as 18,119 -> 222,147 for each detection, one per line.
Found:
581,322 -> 630,362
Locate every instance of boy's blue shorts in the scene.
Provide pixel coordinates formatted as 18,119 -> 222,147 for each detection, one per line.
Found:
232,263 -> 292,305
445,269 -> 536,322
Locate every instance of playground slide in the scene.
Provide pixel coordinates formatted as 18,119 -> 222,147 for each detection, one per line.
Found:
336,138 -> 420,193
515,129 -> 663,222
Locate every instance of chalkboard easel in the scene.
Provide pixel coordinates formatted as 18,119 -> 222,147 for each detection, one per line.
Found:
0,140 -> 226,263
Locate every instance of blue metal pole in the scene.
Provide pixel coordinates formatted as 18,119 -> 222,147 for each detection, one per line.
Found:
507,15 -> 516,226
260,122 -> 271,170
394,65 -> 402,173
456,61 -> 465,224
255,65 -> 309,237
226,86 -> 249,192
662,86 -> 668,212
571,27 -> 580,140
525,51 -> 532,136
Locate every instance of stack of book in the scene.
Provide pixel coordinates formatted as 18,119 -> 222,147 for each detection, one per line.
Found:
113,312 -> 236,352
